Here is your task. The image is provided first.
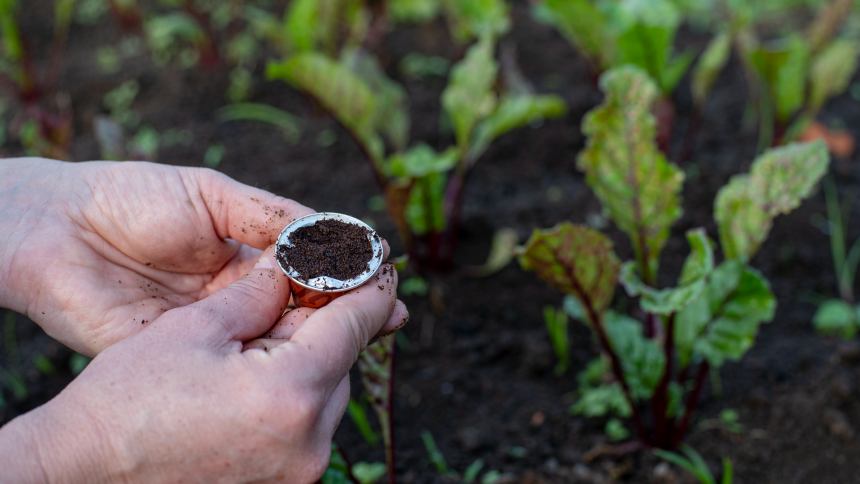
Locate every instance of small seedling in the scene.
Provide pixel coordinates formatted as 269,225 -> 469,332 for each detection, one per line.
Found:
543,305 -> 570,376
813,178 -> 860,338
420,431 -> 501,483
654,445 -> 733,484
520,66 -> 829,449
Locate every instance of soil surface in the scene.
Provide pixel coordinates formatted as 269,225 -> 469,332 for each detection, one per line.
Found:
4,2 -> 860,483
278,219 -> 374,281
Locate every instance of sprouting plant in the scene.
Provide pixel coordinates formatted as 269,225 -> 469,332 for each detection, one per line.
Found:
356,335 -> 396,483
267,34 -> 566,270
323,443 -> 386,484
724,0 -> 859,148
0,0 -> 75,158
544,305 -> 570,375
519,66 -> 829,449
420,431 -> 502,483
654,445 -> 733,484
813,178 -> 860,339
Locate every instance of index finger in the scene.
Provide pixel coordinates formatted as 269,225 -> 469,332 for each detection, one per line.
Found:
189,168 -> 315,248
279,264 -> 398,387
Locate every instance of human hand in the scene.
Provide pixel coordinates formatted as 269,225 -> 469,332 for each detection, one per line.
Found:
0,250 -> 408,483
0,158 -> 313,355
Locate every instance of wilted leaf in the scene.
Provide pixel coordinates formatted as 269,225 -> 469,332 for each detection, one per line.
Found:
519,223 -> 620,315
813,299 -> 859,339
468,94 -> 567,162
692,31 -> 731,107
579,66 -> 684,284
715,141 -> 829,261
675,261 -> 776,367
539,0 -> 610,67
809,39 -> 860,114
748,36 -> 810,122
620,229 -> 714,315
442,35 -> 498,151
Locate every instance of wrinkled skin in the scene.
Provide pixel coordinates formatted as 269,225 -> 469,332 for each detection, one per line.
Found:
0,159 -> 408,483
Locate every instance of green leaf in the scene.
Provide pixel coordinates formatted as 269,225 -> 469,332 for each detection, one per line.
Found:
519,223 -> 620,315
605,418 -> 630,442
347,398 -> 379,445
387,144 -> 458,179
809,39 -> 860,114
343,48 -> 411,151
605,311 -> 665,398
539,0 -> 610,67
468,94 -> 567,162
357,336 -> 395,474
421,430 -> 451,476
579,66 -> 684,284
442,35 -> 498,152
404,171 -> 447,235
443,0 -> 510,43
619,229 -> 714,315
692,31 -> 732,107
654,446 -> 716,484
813,299 -> 859,339
715,141 -> 829,261
218,102 -> 302,143
571,381 -> 631,418
283,0 -> 317,53
390,0 -> 441,23
463,459 -> 485,483
748,36 -> 810,122
544,305 -> 570,376
353,462 -> 386,484
267,53 -> 383,162
677,261 -> 776,367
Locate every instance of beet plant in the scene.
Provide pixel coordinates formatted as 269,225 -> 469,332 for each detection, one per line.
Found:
267,34 -> 566,271
519,66 -> 830,449
712,0 -> 858,149
0,0 -> 74,158
535,0 -> 700,151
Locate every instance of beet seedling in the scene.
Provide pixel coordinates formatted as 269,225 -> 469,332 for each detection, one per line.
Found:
519,66 -> 830,449
0,0 -> 74,158
267,33 -> 566,271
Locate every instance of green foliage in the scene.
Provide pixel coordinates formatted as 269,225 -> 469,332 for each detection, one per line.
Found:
808,39 -> 860,113
814,299 -> 860,339
654,446 -> 733,484
621,229 -> 714,315
519,223 -> 621,316
421,431 -> 452,476
675,261 -> 776,367
605,311 -> 664,398
715,141 -> 829,262
748,36 -> 810,123
543,305 -> 570,375
323,444 -> 385,484
218,103 -> 302,143
442,36 -> 499,153
443,0 -> 510,43
347,398 -> 380,445
579,67 -> 684,284
692,32 -> 732,108
538,0 -> 693,93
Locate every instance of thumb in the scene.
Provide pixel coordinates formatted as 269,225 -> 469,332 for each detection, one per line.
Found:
170,247 -> 291,345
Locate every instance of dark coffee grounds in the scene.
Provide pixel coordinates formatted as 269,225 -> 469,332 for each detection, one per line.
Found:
277,219 -> 373,281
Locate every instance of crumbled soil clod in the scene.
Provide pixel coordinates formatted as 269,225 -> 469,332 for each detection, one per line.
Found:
277,219 -> 373,281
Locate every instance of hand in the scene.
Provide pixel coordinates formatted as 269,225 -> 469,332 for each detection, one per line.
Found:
0,250 -> 408,483
0,158 -> 313,355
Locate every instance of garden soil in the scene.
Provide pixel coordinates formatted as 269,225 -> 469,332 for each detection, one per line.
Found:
3,3 -> 860,483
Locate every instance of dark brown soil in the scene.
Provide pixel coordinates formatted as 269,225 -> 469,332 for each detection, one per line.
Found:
4,2 -> 860,483
278,219 -> 373,281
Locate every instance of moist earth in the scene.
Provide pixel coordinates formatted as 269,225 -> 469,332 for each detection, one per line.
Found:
278,219 -> 373,282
